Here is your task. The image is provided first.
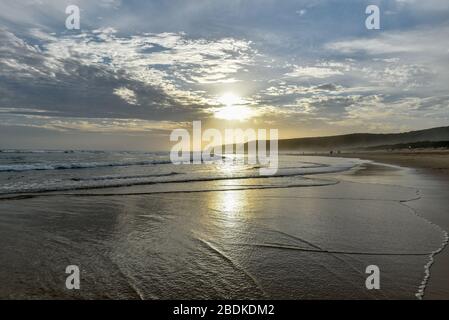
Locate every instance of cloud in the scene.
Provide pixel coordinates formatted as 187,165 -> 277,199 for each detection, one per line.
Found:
296,9 -> 307,16
0,27 -> 258,123
285,66 -> 343,79
1,0 -> 449,148
113,87 -> 138,105
331,94 -> 449,131
0,112 -> 182,133
326,25 -> 449,57
34,29 -> 256,106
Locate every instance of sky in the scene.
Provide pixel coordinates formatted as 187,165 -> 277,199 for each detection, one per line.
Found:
0,0 -> 448,150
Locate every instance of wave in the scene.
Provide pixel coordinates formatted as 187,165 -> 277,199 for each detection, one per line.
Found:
0,156 -> 361,196
0,166 -> 346,196
0,149 -> 68,154
0,159 -> 172,172
0,149 -> 110,154
0,179 -> 339,201
71,172 -> 181,181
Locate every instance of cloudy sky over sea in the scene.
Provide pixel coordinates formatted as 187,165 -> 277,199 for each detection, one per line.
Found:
1,0 -> 448,150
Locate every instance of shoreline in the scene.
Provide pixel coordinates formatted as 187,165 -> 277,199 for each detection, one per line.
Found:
302,150 -> 449,176
313,152 -> 449,299
1,153 -> 449,299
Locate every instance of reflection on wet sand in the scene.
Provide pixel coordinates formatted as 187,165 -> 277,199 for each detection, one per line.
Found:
0,159 -> 448,299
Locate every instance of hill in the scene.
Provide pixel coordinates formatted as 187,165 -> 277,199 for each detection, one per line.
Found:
276,126 -> 449,151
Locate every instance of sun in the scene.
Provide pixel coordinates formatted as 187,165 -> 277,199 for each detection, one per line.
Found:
214,93 -> 255,121
218,93 -> 241,107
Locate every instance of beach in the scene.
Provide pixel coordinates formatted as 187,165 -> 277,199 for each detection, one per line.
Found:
0,152 -> 448,299
317,150 -> 449,299
332,150 -> 449,176
1,0 -> 449,306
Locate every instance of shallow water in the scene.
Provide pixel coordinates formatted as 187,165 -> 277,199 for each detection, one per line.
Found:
0,151 -> 360,194
0,152 -> 446,299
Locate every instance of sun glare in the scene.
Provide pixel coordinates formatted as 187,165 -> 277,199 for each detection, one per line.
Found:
218,93 -> 241,107
214,93 -> 255,121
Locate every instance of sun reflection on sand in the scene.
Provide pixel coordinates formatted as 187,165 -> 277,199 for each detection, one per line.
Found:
206,164 -> 250,225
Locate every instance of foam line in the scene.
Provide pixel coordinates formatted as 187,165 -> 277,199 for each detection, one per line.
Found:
194,236 -> 267,298
0,179 -> 339,201
229,242 -> 431,256
399,193 -> 449,300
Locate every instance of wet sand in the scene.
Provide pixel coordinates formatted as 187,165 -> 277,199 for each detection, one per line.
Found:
315,152 -> 449,299
1,157 -> 448,299
331,150 -> 449,176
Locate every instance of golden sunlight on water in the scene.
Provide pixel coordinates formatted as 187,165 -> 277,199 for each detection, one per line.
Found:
221,188 -> 246,217
213,161 -> 249,217
204,186 -> 249,240
205,162 -> 251,232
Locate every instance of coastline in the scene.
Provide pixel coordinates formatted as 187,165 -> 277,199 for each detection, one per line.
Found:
312,151 -> 449,299
1,153 -> 449,299
318,150 -> 449,176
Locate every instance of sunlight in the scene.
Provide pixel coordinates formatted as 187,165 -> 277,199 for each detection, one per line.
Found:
218,93 -> 241,106
214,93 -> 255,121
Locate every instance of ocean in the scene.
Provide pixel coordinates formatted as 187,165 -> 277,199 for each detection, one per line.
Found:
0,150 -> 361,195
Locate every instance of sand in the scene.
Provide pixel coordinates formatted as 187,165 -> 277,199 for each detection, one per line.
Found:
328,150 -> 449,176
312,150 -> 449,299
1,156 -> 449,299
